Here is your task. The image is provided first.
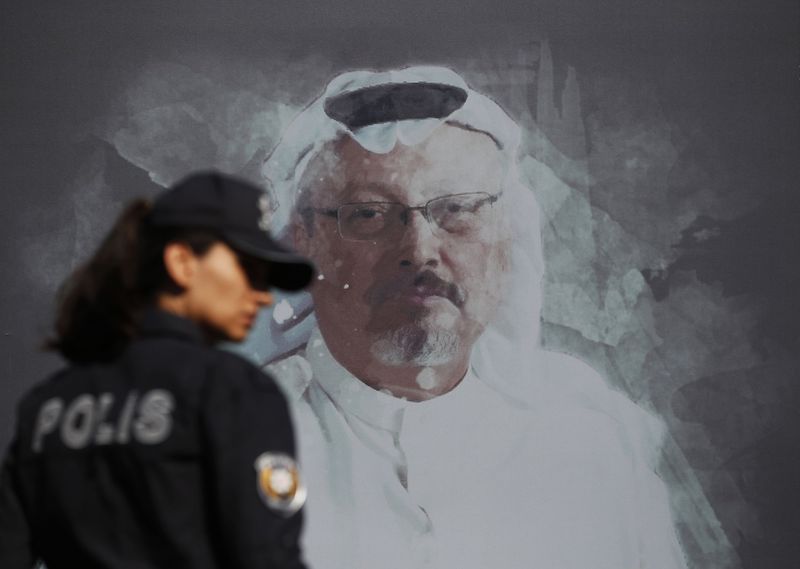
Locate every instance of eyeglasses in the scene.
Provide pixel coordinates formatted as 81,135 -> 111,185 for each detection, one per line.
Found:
302,192 -> 502,242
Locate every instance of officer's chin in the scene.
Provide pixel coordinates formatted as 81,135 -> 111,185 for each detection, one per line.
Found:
202,323 -> 246,345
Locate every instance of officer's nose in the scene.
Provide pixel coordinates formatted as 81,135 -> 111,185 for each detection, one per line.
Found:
397,210 -> 441,269
254,290 -> 274,307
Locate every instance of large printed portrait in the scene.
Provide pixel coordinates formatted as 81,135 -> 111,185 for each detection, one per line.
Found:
2,2 -> 798,568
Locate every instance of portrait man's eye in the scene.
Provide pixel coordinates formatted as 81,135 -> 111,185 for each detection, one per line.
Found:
340,203 -> 393,239
431,193 -> 494,232
354,208 -> 379,219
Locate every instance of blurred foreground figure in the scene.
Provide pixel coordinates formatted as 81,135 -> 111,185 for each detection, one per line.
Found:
260,67 -> 690,569
0,172 -> 314,569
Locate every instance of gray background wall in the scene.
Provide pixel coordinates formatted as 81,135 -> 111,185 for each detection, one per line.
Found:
2,1 -> 798,567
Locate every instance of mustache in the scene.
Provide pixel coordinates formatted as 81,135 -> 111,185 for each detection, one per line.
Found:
365,270 -> 466,308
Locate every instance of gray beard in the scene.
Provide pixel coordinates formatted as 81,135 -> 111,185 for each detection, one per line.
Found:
370,325 -> 461,366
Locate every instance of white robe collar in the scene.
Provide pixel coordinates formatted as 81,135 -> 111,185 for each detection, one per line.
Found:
304,327 -> 485,434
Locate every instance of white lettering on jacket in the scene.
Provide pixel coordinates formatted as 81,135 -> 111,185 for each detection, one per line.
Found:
31,390 -> 175,451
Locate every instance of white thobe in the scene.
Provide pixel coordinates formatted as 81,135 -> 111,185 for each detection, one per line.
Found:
268,329 -> 688,569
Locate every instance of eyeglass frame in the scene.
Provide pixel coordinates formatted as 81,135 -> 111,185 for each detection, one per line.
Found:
299,191 -> 504,242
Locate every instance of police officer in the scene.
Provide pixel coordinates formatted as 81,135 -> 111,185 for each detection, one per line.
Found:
0,172 -> 314,569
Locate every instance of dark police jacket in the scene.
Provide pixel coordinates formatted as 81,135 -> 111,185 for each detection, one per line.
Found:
0,309 -> 308,569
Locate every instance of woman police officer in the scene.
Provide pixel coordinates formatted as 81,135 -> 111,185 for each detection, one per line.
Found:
0,172 -> 314,569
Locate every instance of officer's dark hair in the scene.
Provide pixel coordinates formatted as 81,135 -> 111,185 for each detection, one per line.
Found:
46,199 -> 220,364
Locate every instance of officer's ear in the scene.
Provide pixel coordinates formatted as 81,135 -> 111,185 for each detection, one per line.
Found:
162,242 -> 201,290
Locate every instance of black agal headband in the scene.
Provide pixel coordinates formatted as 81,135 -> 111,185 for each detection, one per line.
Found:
323,82 -> 468,129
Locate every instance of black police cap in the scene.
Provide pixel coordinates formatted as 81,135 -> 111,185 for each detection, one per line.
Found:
149,171 -> 315,292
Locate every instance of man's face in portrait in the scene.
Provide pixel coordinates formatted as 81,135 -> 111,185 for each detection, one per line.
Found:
293,123 -> 512,369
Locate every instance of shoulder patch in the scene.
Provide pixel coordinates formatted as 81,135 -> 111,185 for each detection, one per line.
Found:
254,452 -> 306,515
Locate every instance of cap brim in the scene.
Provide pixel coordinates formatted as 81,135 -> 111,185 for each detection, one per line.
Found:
266,256 -> 316,292
224,232 -> 315,292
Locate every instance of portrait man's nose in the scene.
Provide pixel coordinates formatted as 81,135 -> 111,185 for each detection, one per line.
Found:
397,209 -> 443,269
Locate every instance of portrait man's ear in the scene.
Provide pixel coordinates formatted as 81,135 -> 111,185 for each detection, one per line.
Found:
290,214 -> 313,258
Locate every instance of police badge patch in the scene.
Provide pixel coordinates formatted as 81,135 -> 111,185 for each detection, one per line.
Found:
254,452 -> 306,515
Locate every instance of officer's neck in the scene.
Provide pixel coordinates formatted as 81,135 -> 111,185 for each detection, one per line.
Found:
154,296 -> 223,345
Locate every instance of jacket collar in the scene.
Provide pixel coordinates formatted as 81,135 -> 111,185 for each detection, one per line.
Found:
138,307 -> 206,344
